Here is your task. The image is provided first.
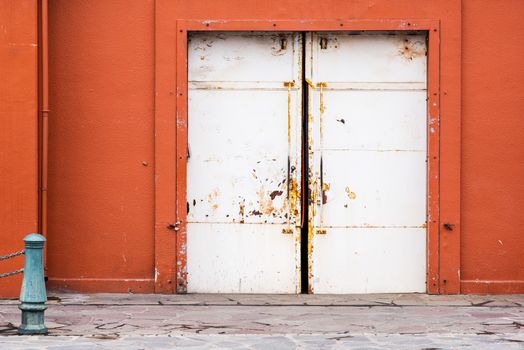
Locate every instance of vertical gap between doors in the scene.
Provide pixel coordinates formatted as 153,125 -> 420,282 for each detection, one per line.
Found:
300,32 -> 309,294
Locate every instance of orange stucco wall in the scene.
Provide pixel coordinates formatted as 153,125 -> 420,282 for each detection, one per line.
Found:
460,0 -> 524,293
0,0 -> 522,296
46,0 -> 156,292
0,0 -> 38,298
42,0 -> 524,294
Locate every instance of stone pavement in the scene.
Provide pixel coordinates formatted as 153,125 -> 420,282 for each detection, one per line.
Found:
0,293 -> 523,349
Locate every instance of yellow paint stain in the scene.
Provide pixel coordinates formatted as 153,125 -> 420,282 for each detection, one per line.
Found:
345,186 -> 357,200
289,178 -> 299,218
305,78 -> 314,88
310,184 -> 317,210
317,82 -> 326,142
283,81 -> 299,231
321,182 -> 330,204
307,173 -> 318,294
284,82 -> 294,145
307,216 -> 314,294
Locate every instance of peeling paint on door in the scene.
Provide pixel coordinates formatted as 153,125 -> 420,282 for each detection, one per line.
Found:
186,32 -> 302,293
307,32 -> 428,294
187,31 -> 428,294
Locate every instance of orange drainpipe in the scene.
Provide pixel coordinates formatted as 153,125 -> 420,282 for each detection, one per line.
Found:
39,0 -> 49,271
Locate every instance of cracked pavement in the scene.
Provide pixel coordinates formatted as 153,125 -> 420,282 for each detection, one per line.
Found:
0,293 -> 523,349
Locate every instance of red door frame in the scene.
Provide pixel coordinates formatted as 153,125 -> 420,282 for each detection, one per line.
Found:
155,18 -> 444,294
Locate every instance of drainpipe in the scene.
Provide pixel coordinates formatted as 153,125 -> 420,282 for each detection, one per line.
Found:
39,0 -> 49,268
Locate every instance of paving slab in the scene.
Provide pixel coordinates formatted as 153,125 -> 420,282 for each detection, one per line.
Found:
0,333 -> 523,350
0,293 -> 522,349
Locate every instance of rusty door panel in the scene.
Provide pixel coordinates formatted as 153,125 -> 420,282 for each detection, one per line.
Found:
307,32 -> 428,294
313,229 -> 425,293
311,32 -> 427,83
186,32 -> 302,293
186,91 -> 298,224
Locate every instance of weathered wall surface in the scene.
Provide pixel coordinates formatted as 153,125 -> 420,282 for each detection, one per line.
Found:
0,0 -> 39,298
47,0 -> 156,292
0,0 -> 514,295
460,0 -> 524,293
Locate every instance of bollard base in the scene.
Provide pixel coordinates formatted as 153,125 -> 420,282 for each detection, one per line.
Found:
18,324 -> 48,335
18,304 -> 48,335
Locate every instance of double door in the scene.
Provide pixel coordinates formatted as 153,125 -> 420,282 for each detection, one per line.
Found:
186,31 -> 427,293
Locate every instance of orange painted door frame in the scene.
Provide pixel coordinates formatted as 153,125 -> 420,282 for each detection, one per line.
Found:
154,13 -> 460,294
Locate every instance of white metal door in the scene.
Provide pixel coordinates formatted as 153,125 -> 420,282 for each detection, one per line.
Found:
187,32 -> 302,293
306,32 -> 428,293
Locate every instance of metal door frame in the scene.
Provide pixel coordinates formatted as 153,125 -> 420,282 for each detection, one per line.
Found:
154,19 -> 443,294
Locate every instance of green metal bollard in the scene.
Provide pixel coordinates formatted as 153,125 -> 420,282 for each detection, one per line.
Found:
18,233 -> 48,335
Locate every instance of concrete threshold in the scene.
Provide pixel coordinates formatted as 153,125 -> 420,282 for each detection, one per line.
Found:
38,291 -> 524,307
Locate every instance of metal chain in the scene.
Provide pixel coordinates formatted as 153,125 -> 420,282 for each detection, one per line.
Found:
0,269 -> 23,278
0,250 -> 25,278
0,250 -> 24,261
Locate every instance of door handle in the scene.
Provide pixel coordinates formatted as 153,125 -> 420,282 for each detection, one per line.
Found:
167,221 -> 182,231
